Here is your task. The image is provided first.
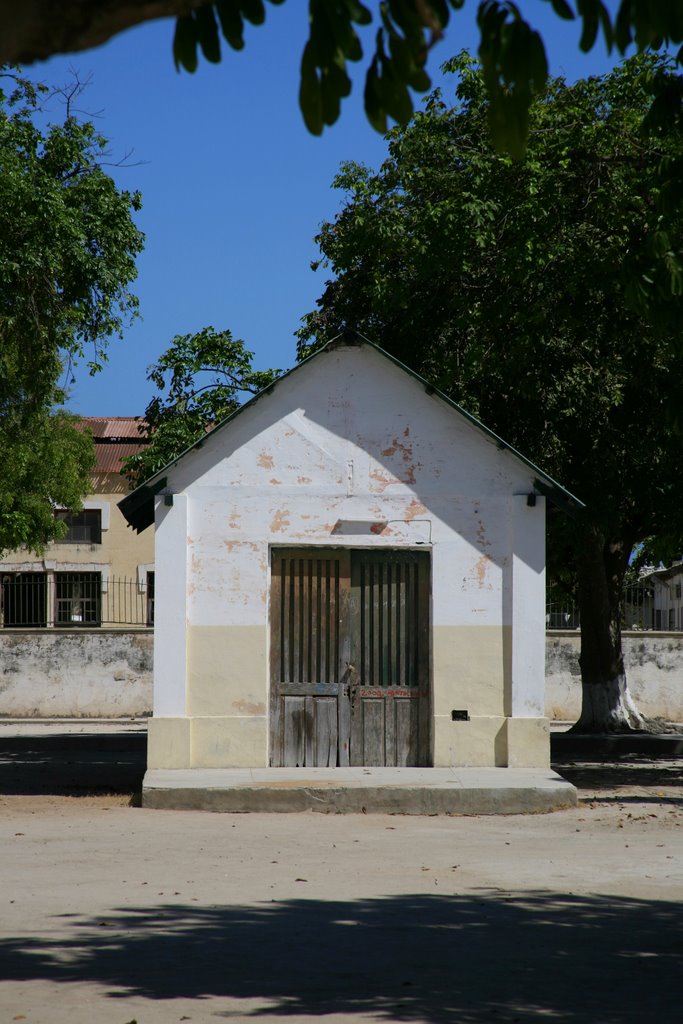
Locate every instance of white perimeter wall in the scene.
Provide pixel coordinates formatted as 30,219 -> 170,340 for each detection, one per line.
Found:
0,630 -> 152,717
1,630 -> 679,721
546,632 -> 683,721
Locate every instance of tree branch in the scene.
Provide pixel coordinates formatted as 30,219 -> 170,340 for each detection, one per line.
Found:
0,1 -> 207,64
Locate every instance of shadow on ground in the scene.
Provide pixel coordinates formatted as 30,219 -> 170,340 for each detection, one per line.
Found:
0,891 -> 680,1022
0,732 -> 145,794
1,731 -> 683,803
553,756 -> 683,804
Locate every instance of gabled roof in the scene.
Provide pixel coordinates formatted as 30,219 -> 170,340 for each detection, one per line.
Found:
119,332 -> 583,533
643,561 -> 683,583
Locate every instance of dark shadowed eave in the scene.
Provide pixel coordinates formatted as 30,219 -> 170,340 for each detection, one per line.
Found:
118,477 -> 167,534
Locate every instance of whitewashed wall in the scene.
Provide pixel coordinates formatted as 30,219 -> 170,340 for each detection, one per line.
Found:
0,630 -> 152,717
1,630 -> 680,721
149,343 -> 549,769
546,632 -> 683,721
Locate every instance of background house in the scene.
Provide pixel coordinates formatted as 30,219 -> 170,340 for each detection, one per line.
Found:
1,417 -> 154,629
642,562 -> 683,631
122,336 -> 580,773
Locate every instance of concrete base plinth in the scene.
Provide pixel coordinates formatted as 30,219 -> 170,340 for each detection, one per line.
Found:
142,766 -> 577,815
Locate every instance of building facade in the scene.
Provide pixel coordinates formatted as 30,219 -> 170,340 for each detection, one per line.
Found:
1,417 -> 154,630
122,337 -> 580,772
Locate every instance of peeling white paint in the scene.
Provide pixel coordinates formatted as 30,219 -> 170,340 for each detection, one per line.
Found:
0,631 -> 152,717
153,344 -> 550,765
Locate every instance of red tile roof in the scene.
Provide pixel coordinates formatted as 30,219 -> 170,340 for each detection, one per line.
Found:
82,417 -> 147,440
94,442 -> 150,475
78,417 -> 150,475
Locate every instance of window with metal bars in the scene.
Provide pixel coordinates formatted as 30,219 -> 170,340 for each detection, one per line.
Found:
55,572 -> 101,626
55,509 -> 102,544
146,571 -> 155,626
1,573 -> 47,627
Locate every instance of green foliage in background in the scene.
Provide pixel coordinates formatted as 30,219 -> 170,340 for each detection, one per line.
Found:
124,327 -> 279,486
298,53 -> 683,729
0,70 -> 144,553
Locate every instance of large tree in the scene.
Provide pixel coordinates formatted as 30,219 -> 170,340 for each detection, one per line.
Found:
3,2 -> 683,158
298,53 -> 683,732
0,71 -> 144,553
123,326 -> 278,485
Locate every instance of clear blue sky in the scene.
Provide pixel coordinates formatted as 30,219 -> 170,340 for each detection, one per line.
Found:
23,2 -> 626,417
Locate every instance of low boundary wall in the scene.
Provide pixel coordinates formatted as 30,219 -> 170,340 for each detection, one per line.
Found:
0,629 -> 680,721
0,629 -> 153,718
546,631 -> 683,722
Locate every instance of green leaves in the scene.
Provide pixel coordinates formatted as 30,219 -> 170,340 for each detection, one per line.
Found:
300,53 -> 683,566
0,71 -> 143,554
124,327 -> 280,486
477,2 -> 548,159
575,0 -> 612,53
173,1 -> 456,136
173,16 -> 199,71
0,411 -> 97,554
169,1 -> 683,165
174,0 -> 283,71
299,0 -> 369,134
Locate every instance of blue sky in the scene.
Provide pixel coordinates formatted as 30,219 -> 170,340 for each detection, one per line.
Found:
23,2 -> 626,417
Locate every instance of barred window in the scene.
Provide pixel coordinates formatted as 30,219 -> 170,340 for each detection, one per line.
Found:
1,573 -> 47,627
146,571 -> 155,627
55,509 -> 102,544
55,572 -> 101,626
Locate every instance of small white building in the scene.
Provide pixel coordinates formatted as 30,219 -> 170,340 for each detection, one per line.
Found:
120,336 -> 579,772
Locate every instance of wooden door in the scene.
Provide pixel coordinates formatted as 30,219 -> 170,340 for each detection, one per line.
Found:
349,551 -> 430,767
269,549 -> 351,767
269,548 -> 430,767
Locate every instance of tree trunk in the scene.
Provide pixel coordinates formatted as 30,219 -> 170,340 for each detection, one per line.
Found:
572,526 -> 647,733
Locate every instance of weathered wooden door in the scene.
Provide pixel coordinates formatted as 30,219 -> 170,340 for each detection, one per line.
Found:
349,551 -> 430,767
269,549 -> 351,767
269,548 -> 430,767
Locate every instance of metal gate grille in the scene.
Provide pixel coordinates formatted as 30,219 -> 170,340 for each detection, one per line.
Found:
357,556 -> 421,688
270,551 -> 350,767
55,572 -> 101,625
278,553 -> 342,686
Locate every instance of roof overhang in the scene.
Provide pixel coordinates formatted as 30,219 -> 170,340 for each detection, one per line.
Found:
118,331 -> 583,533
118,477 -> 167,534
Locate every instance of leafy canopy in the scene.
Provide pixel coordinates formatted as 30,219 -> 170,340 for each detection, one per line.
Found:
0,71 -> 144,553
298,52 -> 683,725
299,51 -> 683,578
174,0 -> 683,157
3,3 -> 683,159
124,326 -> 279,486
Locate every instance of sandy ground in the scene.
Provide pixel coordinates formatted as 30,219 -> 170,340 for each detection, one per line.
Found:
1,765 -> 681,1024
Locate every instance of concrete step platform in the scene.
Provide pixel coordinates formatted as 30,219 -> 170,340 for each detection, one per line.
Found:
142,766 -> 577,815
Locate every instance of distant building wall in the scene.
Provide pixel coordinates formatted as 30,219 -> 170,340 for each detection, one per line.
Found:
0,629 -> 152,717
546,632 -> 683,722
1,628 -> 679,721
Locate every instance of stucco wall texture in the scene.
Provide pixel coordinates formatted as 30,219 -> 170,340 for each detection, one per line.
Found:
0,630 -> 153,717
546,632 -> 683,722
0,630 -> 680,722
146,343 -> 550,770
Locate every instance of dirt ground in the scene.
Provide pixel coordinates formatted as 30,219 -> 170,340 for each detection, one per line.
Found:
0,759 -> 681,1024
